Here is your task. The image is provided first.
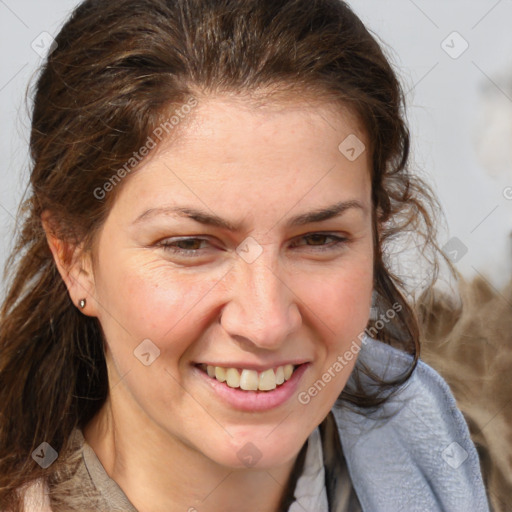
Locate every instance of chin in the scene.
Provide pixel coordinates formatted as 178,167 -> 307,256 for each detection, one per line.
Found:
202,425 -> 308,471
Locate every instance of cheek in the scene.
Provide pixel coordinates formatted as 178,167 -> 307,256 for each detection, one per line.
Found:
94,233 -> 373,365
93,251 -> 227,359
294,262 -> 373,342
294,266 -> 372,413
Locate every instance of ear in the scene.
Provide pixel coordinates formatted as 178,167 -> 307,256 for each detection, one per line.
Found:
41,210 -> 98,317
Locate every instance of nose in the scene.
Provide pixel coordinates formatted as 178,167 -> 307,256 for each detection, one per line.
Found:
219,250 -> 302,352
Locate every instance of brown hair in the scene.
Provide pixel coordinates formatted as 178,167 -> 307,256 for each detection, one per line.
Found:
0,0 -> 456,509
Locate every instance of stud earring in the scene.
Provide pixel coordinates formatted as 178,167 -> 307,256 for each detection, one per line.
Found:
79,298 -> 86,309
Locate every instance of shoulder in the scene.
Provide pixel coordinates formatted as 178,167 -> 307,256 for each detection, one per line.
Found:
17,429 -> 88,512
331,335 -> 490,511
19,479 -> 53,512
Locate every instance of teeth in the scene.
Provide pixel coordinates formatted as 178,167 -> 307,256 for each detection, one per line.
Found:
204,364 -> 297,391
258,368 -> 276,391
215,366 -> 227,383
240,369 -> 259,391
275,366 -> 285,385
226,368 -> 240,388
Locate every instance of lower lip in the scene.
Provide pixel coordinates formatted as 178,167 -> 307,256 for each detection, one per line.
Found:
192,363 -> 310,412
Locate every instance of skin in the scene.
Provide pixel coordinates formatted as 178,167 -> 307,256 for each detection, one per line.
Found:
44,95 -> 374,512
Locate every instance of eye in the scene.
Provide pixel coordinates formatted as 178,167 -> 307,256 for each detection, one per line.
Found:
157,233 -> 348,257
291,233 -> 348,252
158,237 -> 210,256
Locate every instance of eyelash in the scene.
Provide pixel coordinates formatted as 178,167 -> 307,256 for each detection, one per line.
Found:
157,233 -> 349,257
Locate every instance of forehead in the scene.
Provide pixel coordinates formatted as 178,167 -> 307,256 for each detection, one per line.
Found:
168,94 -> 367,153
110,96 -> 372,225
140,95 -> 369,178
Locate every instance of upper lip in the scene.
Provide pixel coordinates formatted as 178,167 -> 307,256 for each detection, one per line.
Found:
194,360 -> 310,371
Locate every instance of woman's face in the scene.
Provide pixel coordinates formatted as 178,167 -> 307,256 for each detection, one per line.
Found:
87,96 -> 374,470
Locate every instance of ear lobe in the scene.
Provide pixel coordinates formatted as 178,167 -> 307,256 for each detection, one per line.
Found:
41,211 -> 98,317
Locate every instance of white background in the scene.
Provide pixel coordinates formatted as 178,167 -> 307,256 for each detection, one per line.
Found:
1,0 -> 511,299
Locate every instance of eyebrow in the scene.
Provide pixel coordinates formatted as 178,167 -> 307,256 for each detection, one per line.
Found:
132,200 -> 367,231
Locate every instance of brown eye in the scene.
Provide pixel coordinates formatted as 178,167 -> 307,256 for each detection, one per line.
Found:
158,238 -> 210,256
293,233 -> 348,252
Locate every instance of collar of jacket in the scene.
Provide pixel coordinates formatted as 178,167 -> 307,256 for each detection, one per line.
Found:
324,334 -> 490,512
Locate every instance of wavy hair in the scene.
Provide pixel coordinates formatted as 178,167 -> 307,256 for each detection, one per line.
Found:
0,0 -> 456,509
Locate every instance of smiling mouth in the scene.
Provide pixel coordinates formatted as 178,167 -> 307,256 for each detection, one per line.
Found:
195,363 -> 300,392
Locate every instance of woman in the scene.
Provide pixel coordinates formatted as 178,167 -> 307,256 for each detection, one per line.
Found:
0,0 -> 490,510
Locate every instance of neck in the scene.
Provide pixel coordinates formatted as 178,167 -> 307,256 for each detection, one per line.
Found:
83,392 -> 302,512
